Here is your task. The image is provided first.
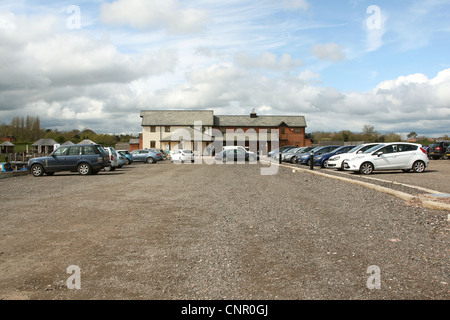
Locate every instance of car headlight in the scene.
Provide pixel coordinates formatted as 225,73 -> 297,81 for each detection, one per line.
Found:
330,156 -> 339,161
315,156 -> 323,160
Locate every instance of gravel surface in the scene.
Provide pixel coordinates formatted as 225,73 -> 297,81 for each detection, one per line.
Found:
0,160 -> 448,300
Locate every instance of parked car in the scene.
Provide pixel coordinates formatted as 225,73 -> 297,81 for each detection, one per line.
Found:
268,146 -> 296,158
215,149 -> 259,162
222,146 -> 258,159
131,149 -> 163,163
28,144 -> 110,176
117,150 -> 133,164
313,145 -> 357,168
446,146 -> 450,160
282,147 -> 314,163
116,151 -> 128,168
171,149 -> 195,163
296,146 -> 341,166
104,147 -> 119,171
326,143 -> 380,170
343,142 -> 429,175
428,141 -> 450,159
150,149 -> 167,160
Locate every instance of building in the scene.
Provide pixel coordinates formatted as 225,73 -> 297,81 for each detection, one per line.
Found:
140,110 -> 308,154
32,138 -> 58,154
0,141 -> 15,154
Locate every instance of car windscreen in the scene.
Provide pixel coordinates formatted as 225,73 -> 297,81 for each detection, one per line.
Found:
364,144 -> 385,153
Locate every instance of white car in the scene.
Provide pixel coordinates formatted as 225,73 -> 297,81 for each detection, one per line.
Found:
326,143 -> 380,170
104,147 -> 118,171
171,149 -> 195,163
343,142 -> 429,175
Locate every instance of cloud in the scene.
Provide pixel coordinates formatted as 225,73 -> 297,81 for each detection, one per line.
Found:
100,0 -> 210,34
234,51 -> 303,71
281,0 -> 309,11
311,43 -> 346,61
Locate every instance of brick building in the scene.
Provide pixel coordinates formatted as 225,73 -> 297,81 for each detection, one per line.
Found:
140,110 -> 308,154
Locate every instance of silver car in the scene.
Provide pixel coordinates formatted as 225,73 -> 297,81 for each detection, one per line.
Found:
130,149 -> 163,164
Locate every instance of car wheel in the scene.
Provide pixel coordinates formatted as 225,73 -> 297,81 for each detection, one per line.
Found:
127,159 -> 131,165
31,164 -> 44,177
322,160 -> 328,168
104,166 -> 112,172
359,162 -> 374,175
146,157 -> 155,164
412,160 -> 425,173
78,163 -> 92,175
290,157 -> 296,164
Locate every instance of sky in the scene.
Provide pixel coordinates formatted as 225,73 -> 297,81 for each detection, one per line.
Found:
0,0 -> 449,138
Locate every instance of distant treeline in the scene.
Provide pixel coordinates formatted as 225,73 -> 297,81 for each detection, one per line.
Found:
0,116 -> 137,147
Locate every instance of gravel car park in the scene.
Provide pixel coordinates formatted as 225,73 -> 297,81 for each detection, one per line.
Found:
0,160 -> 448,300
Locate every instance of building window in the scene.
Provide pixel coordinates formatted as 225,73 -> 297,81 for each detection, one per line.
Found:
281,128 -> 285,134
150,141 -> 156,148
165,126 -> 170,132
150,126 -> 156,132
295,128 -> 301,133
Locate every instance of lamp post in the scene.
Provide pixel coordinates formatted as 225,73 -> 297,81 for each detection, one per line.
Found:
310,151 -> 314,170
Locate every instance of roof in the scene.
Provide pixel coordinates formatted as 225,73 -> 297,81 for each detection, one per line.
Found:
61,141 -> 75,145
32,138 -> 58,146
0,141 -> 15,146
77,139 -> 96,145
140,110 -> 214,126
214,115 -> 307,127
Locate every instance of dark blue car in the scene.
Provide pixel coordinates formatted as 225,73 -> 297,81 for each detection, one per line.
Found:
296,146 -> 341,166
28,144 -> 110,176
312,145 -> 357,168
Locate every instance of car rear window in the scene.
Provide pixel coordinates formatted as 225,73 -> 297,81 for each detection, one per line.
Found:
82,146 -> 98,155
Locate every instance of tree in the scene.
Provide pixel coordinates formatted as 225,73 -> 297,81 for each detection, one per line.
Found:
407,131 -> 417,139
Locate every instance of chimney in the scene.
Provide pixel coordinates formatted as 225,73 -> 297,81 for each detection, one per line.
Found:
250,108 -> 257,118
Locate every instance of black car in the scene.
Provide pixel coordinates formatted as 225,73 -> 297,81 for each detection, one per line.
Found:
428,141 -> 450,159
28,144 -> 110,176
215,149 -> 259,162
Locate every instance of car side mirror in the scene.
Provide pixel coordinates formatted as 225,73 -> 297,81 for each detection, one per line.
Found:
375,151 -> 383,157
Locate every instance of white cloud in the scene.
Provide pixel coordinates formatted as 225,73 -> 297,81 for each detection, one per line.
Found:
282,0 -> 310,11
311,43 -> 346,61
100,0 -> 210,34
234,51 -> 303,71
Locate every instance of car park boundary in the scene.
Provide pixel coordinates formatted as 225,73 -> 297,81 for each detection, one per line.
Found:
261,158 -> 450,213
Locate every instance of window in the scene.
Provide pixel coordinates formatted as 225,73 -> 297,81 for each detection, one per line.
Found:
150,126 -> 156,132
82,146 -> 97,155
165,126 -> 170,132
398,144 -> 417,152
53,147 -> 69,156
68,146 -> 81,155
295,128 -> 301,133
281,128 -> 285,134
150,141 -> 156,148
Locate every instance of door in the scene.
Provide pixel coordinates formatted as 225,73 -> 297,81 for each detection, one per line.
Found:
45,146 -> 70,171
65,146 -> 83,170
372,145 -> 397,169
